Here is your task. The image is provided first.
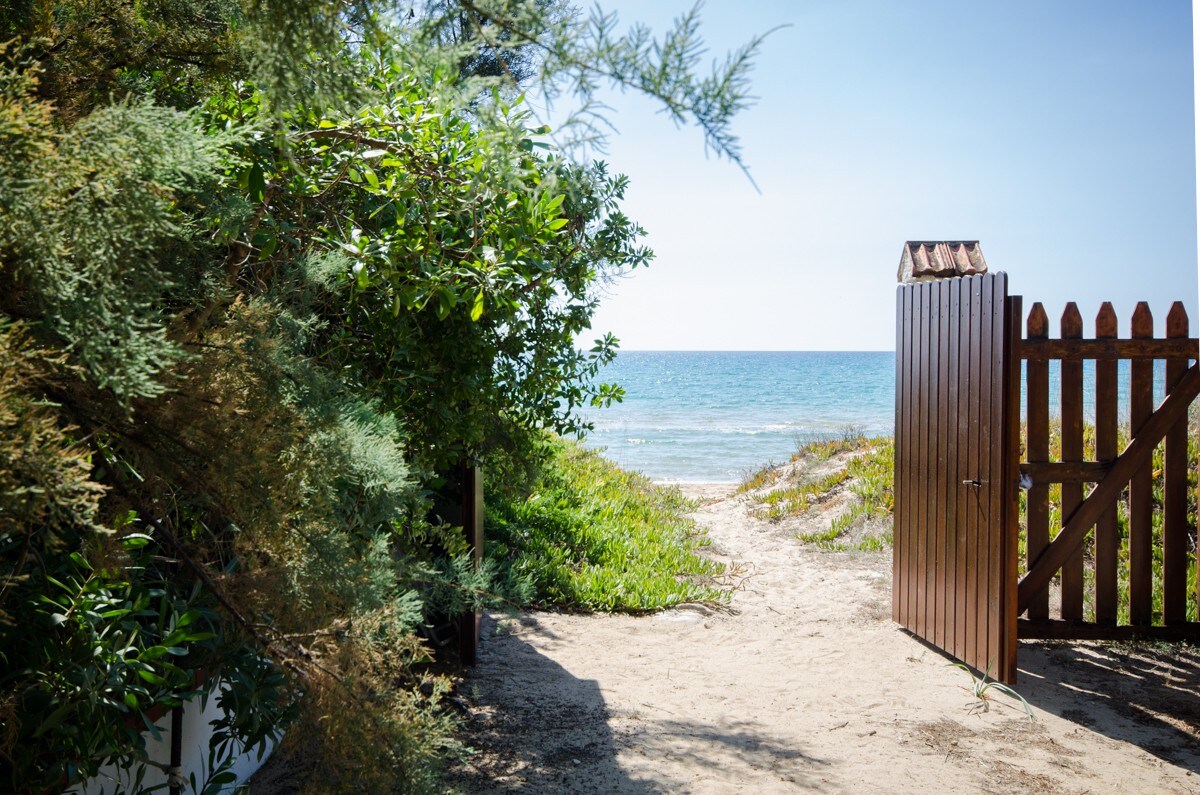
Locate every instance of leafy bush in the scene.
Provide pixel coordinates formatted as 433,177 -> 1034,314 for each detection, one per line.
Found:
0,2 -> 765,789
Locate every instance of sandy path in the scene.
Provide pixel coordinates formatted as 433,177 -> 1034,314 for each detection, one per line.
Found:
448,485 -> 1200,794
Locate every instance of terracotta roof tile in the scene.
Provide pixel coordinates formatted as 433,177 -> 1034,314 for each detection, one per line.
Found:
898,241 -> 988,282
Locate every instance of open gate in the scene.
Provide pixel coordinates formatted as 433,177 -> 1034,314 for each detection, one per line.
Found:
895,263 -> 1200,683
893,273 -> 1019,683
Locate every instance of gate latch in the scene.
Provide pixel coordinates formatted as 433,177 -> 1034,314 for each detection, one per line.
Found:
962,478 -> 986,488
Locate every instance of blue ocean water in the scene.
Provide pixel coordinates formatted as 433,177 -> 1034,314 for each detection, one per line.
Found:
581,351 -> 895,483
580,351 -> 1167,483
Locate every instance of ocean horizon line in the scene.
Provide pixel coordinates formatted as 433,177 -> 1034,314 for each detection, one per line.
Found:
610,348 -> 895,354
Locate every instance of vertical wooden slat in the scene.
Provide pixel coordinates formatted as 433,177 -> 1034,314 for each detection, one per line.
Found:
950,278 -> 969,658
1094,303 -> 1120,625
906,282 -> 918,631
893,286 -> 905,625
959,277 -> 975,664
934,281 -> 950,649
902,283 -> 912,634
1025,303 -> 1050,620
926,280 -> 941,644
1130,302 -> 1155,625
916,283 -> 930,638
1163,302 -> 1189,623
976,276 -> 993,666
1001,292 -> 1022,683
984,276 -> 1006,677
907,283 -> 916,634
1060,303 -> 1084,621
985,278 -> 1001,671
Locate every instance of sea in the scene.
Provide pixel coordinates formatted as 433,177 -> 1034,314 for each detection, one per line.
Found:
580,350 -> 1167,483
581,351 -> 894,483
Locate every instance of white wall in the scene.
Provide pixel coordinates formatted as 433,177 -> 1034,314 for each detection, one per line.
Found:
73,683 -> 276,795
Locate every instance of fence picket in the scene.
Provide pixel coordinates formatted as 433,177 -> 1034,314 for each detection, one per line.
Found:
1060,304 -> 1084,620
1094,303 -> 1119,625
1129,303 -> 1154,625
1026,304 -> 1050,621
1164,303 -> 1189,623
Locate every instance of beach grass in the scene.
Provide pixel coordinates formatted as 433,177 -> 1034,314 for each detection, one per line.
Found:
739,433 -> 894,551
486,438 -> 727,612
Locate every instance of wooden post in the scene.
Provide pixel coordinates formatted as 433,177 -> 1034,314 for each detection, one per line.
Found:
458,463 -> 484,665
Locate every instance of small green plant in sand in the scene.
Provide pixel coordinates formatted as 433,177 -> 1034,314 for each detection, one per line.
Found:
486,438 -> 727,612
949,662 -> 1035,721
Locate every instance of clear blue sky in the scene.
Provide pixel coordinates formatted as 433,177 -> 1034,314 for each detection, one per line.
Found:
569,0 -> 1198,351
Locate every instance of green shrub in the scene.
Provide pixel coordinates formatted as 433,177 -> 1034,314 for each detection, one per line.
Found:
486,439 -> 726,612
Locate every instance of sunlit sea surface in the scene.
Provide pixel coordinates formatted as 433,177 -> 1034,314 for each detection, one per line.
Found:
580,350 -> 1165,483
581,351 -> 894,483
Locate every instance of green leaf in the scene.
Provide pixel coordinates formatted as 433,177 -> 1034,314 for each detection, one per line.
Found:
470,290 -> 485,321
32,701 -> 72,737
138,669 -> 167,686
363,165 -> 380,190
248,164 -> 266,203
436,288 -> 455,319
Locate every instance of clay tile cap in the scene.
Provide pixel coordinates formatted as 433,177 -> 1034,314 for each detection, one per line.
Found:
898,241 -> 987,283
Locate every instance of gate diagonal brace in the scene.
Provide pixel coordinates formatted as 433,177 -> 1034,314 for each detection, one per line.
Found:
1017,363 -> 1200,614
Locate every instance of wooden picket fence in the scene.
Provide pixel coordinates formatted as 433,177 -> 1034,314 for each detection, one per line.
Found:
894,273 -> 1200,683
1017,301 -> 1199,640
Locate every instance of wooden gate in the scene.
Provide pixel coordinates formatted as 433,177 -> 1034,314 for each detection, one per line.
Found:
893,273 -> 1019,683
896,270 -> 1200,683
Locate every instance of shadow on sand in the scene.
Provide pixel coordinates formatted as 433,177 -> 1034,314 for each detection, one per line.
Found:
1015,640 -> 1200,773
448,613 -> 829,793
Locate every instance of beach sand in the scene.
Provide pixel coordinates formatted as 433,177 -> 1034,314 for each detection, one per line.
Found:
448,482 -> 1200,794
